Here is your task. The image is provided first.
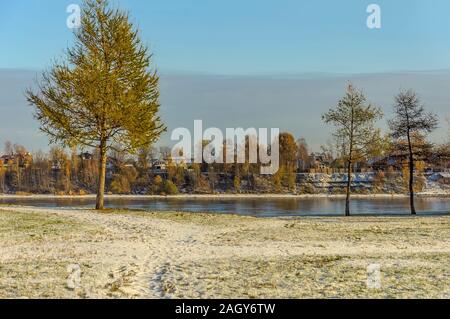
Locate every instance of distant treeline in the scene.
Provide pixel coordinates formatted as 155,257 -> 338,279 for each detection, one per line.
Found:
0,131 -> 449,195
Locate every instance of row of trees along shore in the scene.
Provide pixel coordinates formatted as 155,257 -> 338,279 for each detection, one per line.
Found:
1,132 -> 448,198
18,0 -> 448,215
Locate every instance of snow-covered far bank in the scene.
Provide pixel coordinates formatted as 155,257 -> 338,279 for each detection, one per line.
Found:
1,172 -> 449,199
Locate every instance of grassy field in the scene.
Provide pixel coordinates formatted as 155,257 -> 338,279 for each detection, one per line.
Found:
0,206 -> 449,299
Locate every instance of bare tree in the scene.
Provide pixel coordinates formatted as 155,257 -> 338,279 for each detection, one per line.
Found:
389,90 -> 438,215
4,141 -> 13,156
323,84 -> 383,216
159,146 -> 172,160
296,138 -> 310,172
446,118 -> 450,145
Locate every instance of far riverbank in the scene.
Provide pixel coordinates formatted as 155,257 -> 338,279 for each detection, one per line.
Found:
1,192 -> 449,200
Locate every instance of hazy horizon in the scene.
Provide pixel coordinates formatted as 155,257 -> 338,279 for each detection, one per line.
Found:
0,68 -> 448,155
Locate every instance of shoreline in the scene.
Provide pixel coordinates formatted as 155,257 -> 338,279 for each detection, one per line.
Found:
0,193 -> 449,200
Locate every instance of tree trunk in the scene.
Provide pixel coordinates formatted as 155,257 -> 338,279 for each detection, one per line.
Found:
345,160 -> 352,217
345,105 -> 355,217
407,134 -> 416,215
95,140 -> 107,210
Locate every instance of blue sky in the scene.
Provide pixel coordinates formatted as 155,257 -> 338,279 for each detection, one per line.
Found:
1,0 -> 450,74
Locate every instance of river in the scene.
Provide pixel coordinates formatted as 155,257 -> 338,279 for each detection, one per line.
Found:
1,196 -> 449,217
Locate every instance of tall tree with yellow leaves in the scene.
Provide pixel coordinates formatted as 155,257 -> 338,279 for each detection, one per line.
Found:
26,0 -> 165,209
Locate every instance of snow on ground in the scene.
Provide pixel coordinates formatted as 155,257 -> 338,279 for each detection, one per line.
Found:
0,206 -> 449,299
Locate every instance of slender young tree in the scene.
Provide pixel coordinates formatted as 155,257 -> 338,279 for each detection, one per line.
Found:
389,90 -> 438,215
26,0 -> 165,209
296,138 -> 310,172
323,84 -> 383,216
447,118 -> 450,139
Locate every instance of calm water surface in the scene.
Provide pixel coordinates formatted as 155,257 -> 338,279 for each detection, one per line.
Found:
1,196 -> 449,217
